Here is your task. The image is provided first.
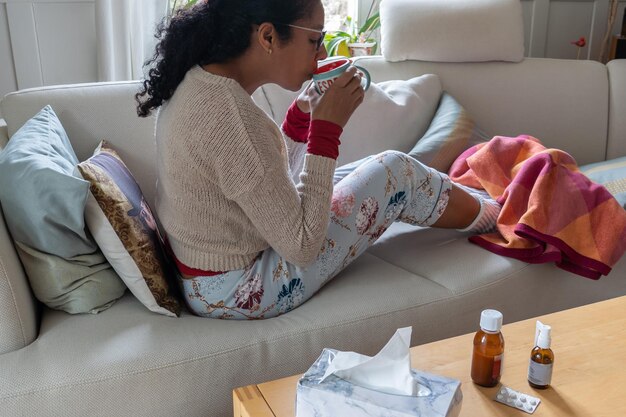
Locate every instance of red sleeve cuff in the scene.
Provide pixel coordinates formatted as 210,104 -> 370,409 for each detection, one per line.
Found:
307,120 -> 342,160
163,236 -> 223,277
281,101 -> 310,143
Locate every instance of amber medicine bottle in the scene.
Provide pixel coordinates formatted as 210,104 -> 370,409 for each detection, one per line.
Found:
471,309 -> 505,387
528,321 -> 554,389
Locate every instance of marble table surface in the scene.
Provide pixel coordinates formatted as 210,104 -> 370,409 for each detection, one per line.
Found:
296,348 -> 463,417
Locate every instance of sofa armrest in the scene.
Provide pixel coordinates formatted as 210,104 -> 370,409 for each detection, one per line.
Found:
0,208 -> 39,354
0,119 -> 7,149
608,59 -> 626,159
0,117 -> 39,354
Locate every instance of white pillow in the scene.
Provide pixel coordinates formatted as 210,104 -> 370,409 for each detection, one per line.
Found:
338,74 -> 442,165
83,193 -> 177,316
380,0 -> 525,63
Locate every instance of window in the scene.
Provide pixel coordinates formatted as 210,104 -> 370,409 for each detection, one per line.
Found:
168,0 -> 370,34
323,1 -> 380,43
322,0 -> 356,31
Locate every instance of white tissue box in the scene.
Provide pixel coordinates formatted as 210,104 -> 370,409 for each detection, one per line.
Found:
296,348 -> 463,417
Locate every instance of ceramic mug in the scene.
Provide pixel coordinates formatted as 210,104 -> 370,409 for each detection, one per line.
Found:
312,58 -> 371,95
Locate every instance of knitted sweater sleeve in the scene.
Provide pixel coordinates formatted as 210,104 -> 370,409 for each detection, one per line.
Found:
232,154 -> 335,266
219,112 -> 336,267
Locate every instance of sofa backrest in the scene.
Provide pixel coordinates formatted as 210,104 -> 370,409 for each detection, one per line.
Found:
0,82 -> 275,205
607,59 -> 626,160
261,57 -> 611,167
1,57 -> 614,213
1,82 -> 160,205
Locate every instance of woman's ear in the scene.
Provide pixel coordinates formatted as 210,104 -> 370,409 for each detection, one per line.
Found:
257,23 -> 275,54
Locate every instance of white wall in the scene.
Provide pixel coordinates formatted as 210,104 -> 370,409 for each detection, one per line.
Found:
356,0 -> 626,61
1,0 -> 95,90
1,0 -> 625,108
0,0 -> 96,118
522,0 -> 626,60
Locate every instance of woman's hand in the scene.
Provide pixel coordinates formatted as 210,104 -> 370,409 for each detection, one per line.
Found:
310,66 -> 365,128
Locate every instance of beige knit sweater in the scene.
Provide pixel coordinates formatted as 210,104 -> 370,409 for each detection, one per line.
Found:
155,66 -> 336,271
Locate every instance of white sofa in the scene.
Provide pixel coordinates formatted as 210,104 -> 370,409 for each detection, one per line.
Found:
1,55 -> 625,416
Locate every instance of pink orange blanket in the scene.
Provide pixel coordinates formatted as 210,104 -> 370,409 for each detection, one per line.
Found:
449,135 -> 626,279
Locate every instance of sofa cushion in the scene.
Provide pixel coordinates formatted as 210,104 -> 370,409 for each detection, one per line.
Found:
408,92 -> 490,173
379,0 -> 525,63
0,105 -> 125,314
77,141 -> 181,317
258,75 -> 442,166
0,105 -> 96,256
338,74 -> 442,165
580,156 -> 626,208
2,224 -> 625,417
14,242 -> 125,314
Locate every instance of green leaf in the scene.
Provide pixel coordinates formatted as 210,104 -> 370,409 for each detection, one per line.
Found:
359,12 -> 380,34
332,31 -> 354,39
326,36 -> 350,56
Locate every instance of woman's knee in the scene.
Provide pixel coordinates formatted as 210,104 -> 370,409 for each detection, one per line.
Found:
375,149 -> 408,162
374,150 -> 432,173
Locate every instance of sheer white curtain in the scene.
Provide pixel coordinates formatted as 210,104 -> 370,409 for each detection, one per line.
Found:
95,0 -> 169,81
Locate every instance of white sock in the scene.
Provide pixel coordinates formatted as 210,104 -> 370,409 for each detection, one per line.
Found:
456,184 -> 501,234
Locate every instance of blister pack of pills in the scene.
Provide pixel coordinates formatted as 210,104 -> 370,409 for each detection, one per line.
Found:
494,385 -> 541,414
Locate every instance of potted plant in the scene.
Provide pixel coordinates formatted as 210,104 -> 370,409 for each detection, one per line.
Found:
324,4 -> 381,57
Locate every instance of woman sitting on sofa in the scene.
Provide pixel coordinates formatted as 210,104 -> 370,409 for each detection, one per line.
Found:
135,0 -> 501,319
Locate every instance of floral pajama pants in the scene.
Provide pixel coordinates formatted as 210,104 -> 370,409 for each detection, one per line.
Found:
179,150 -> 452,319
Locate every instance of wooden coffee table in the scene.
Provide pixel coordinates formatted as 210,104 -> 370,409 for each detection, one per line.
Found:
234,295 -> 626,416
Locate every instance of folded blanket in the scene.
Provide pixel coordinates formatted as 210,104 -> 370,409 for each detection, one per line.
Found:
449,135 -> 626,279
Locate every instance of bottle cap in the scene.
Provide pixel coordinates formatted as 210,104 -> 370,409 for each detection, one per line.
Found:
480,309 -> 503,332
535,321 -> 552,349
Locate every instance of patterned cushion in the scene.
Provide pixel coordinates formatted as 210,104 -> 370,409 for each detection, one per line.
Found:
580,156 -> 626,209
408,92 -> 490,173
0,106 -> 125,314
78,141 -> 181,317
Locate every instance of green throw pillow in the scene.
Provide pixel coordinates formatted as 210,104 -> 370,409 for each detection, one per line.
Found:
15,242 -> 126,314
0,105 -> 126,314
408,92 -> 490,173
0,105 -> 95,256
580,156 -> 626,209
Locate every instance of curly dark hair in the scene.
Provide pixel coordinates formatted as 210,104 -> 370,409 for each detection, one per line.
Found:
135,0 -> 317,117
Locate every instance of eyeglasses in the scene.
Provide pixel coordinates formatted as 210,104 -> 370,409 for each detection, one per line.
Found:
279,23 -> 326,51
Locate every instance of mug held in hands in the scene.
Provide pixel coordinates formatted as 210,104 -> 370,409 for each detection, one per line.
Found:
312,58 -> 371,95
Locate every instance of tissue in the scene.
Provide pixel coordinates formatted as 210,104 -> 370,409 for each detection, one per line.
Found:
296,327 -> 462,417
320,327 -> 422,396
